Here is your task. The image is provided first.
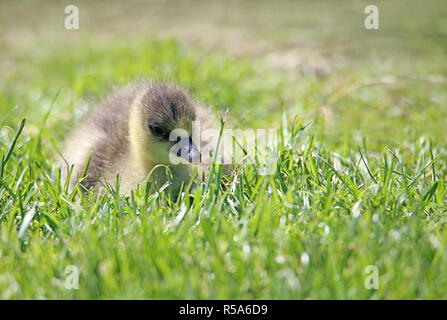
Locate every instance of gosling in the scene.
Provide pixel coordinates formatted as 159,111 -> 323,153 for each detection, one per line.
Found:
62,80 -> 216,194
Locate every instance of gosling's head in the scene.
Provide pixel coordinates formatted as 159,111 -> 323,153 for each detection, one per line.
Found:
129,81 -> 201,168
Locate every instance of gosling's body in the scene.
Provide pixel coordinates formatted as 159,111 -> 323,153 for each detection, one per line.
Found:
63,80 -> 215,194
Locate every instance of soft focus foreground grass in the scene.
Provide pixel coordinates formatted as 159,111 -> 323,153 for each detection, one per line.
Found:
1,0 -> 447,299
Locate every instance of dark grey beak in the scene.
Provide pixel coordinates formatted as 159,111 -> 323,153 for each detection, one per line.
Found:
177,137 -> 201,164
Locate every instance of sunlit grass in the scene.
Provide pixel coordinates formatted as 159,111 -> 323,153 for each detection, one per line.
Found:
0,38 -> 446,299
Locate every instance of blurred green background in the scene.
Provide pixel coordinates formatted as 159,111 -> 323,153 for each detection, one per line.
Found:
1,0 -> 446,145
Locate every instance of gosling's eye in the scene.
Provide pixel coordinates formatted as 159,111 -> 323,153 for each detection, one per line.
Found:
148,124 -> 167,138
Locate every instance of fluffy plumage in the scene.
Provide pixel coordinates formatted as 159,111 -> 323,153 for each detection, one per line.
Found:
62,80 -> 217,194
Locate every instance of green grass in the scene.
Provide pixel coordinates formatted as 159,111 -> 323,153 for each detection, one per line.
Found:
1,0 -> 447,299
1,40 -> 446,299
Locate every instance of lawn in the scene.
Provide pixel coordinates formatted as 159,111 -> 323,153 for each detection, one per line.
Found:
0,0 -> 446,299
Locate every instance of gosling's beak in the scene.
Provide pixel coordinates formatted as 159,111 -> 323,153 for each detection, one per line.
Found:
177,137 -> 201,164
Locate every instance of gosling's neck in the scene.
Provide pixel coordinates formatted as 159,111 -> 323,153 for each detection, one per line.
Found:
128,92 -> 154,172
